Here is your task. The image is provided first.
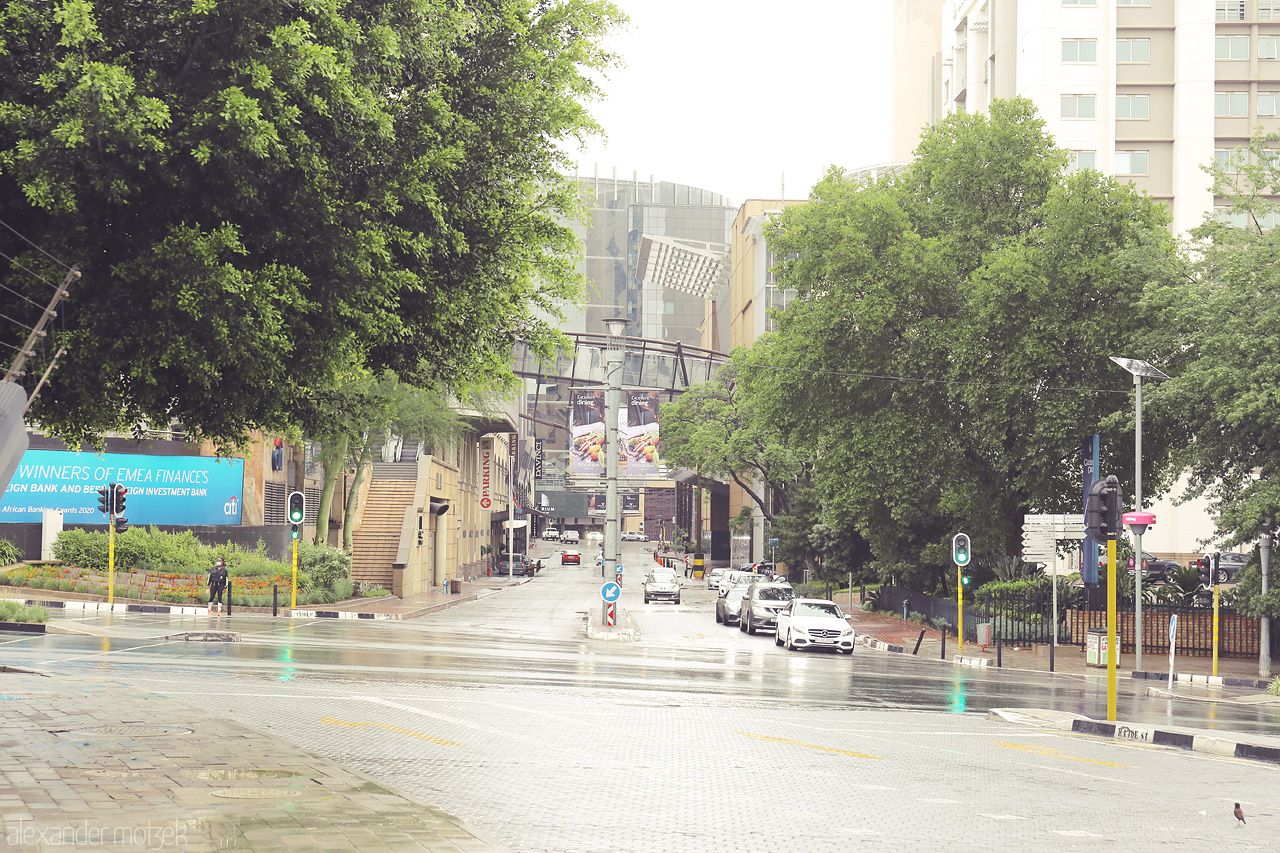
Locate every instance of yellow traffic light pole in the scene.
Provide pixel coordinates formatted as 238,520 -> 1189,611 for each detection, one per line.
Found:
957,565 -> 964,652
1107,537 -> 1117,722
108,509 -> 115,605
1212,583 -> 1220,677
291,537 -> 298,610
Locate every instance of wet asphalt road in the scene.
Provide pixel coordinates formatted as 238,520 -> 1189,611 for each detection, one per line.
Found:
3,542 -> 1279,851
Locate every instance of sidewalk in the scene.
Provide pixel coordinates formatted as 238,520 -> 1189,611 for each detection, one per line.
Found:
849,607 -> 1277,688
0,672 -> 511,852
323,577 -> 523,620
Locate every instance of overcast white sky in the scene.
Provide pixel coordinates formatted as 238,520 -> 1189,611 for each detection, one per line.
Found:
566,1 -> 896,206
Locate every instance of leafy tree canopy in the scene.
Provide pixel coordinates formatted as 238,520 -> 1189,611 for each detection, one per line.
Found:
0,0 -> 622,447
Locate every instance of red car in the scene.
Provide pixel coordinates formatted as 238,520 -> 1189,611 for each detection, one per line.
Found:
561,550 -> 581,565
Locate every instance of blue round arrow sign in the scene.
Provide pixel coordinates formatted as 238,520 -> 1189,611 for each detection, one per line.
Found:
601,582 -> 621,602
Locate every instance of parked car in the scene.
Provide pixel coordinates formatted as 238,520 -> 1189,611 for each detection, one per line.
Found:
715,588 -> 747,625
718,570 -> 767,598
1099,551 -> 1179,583
1214,552 -> 1251,584
643,569 -> 681,605
542,527 -> 560,541
561,529 -> 580,544
561,550 -> 581,565
499,553 -> 532,576
705,567 -> 727,590
774,599 -> 855,654
739,582 -> 795,635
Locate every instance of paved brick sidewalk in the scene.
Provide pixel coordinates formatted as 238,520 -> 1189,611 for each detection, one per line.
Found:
0,673 -> 511,852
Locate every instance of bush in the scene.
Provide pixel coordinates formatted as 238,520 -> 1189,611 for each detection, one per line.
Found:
51,528 -> 109,571
0,538 -> 22,567
299,542 -> 351,589
0,600 -> 49,623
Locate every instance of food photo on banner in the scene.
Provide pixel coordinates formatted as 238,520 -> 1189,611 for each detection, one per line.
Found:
624,391 -> 660,477
586,493 -> 640,516
569,388 -> 607,477
0,450 -> 245,525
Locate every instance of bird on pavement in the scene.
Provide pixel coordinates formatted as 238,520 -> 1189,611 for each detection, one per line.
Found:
1234,803 -> 1246,824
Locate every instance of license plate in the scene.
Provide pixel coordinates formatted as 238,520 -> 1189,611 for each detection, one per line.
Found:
813,637 -> 834,644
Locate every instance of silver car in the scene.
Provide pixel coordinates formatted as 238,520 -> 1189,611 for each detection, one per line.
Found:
705,568 -> 727,590
739,582 -> 795,634
774,599 -> 855,654
715,588 -> 747,625
643,569 -> 681,605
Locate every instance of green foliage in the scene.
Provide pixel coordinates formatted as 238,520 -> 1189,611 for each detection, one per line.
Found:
359,586 -> 391,598
1227,563 -> 1280,619
298,540 -> 351,588
756,97 -> 1177,593
989,555 -> 1039,582
0,600 -> 49,623
0,538 -> 22,566
1269,676 -> 1280,697
50,528 -> 108,571
0,0 -> 624,447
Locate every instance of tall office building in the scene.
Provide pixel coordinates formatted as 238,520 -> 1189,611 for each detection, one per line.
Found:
896,0 -> 1280,235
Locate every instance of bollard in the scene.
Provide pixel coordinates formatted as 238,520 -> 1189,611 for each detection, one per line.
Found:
1049,631 -> 1055,673
226,578 -> 232,616
912,629 -> 926,656
997,634 -> 1002,667
273,583 -> 278,618
940,626 -> 947,660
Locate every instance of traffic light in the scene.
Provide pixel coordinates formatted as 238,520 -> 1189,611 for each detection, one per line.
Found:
1196,555 -> 1213,588
97,486 -> 112,516
1085,475 -> 1124,541
114,516 -> 128,534
952,533 -> 971,567
290,523 -> 300,540
961,573 -> 972,587
113,484 -> 127,515
287,491 -> 305,525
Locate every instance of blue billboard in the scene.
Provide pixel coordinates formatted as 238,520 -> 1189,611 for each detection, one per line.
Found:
0,450 -> 244,525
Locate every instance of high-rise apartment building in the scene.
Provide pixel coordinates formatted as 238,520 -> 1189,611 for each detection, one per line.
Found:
896,0 -> 1280,234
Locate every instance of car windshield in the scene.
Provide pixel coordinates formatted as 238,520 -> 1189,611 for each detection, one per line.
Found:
650,572 -> 677,584
726,589 -> 746,603
798,602 -> 841,617
758,587 -> 793,601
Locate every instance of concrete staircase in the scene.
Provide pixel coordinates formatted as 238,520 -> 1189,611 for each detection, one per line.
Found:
351,478 -> 417,589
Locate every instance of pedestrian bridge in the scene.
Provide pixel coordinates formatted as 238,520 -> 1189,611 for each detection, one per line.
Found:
512,332 -> 727,396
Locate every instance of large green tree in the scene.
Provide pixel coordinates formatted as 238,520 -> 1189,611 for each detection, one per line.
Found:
762,98 -> 1181,592
0,0 -> 621,446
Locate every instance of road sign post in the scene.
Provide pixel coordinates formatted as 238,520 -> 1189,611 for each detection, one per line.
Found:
600,581 -> 621,629
1168,613 -> 1178,690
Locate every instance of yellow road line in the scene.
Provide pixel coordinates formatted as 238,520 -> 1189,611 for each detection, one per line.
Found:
737,731 -> 884,760
321,716 -> 465,747
996,742 -> 1133,767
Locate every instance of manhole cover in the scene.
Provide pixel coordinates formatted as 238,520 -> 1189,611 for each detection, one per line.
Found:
194,768 -> 309,781
209,787 -> 299,800
68,725 -> 193,738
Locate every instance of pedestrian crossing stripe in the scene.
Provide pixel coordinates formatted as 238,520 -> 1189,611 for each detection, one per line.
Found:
320,716 -> 465,747
736,731 -> 883,760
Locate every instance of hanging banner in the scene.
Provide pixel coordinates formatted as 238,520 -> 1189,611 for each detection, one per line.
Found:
0,449 -> 243,525
624,391 -> 661,478
569,389 -> 607,477
587,493 -> 640,516
533,439 -> 544,479
479,439 -> 494,510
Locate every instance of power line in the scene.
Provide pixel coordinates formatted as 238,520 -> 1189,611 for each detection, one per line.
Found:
0,215 -> 74,271
0,247 -> 63,292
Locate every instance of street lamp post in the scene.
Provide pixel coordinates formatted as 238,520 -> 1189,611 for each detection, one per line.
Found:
604,318 -> 627,580
1110,356 -> 1169,673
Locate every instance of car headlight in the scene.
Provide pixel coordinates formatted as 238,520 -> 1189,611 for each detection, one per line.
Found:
840,627 -> 853,636
792,625 -> 807,635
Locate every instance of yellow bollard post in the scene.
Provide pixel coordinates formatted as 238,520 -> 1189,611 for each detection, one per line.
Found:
958,566 -> 964,652
1212,584 -> 1220,677
1107,538 -> 1117,722
291,537 -> 299,610
108,513 -> 115,606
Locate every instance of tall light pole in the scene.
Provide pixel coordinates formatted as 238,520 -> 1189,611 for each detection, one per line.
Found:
1110,356 -> 1169,672
604,318 -> 627,579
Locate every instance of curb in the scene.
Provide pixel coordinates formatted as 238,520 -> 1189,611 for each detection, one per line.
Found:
1068,718 -> 1280,764
953,655 -> 989,668
1132,669 -> 1275,690
854,633 -> 903,653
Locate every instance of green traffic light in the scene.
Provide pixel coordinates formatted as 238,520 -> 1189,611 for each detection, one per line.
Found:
290,523 -> 300,540
961,574 -> 971,586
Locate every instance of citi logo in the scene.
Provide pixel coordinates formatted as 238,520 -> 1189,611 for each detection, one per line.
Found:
224,496 -> 240,516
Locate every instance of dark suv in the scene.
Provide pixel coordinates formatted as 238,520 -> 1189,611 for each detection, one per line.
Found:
1097,551 -> 1179,583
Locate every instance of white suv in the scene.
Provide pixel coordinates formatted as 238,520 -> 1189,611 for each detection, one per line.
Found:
542,527 -> 560,541
560,529 -> 580,544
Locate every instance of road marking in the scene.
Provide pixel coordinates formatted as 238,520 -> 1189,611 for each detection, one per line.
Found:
1053,830 -> 1103,837
980,814 -> 1025,821
320,716 -> 464,747
737,731 -> 884,760
997,742 -> 1134,767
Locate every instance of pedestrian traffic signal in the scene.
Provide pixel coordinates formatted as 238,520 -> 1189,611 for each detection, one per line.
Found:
114,516 -> 128,534
1085,475 -> 1124,541
290,523 -> 300,540
97,486 -> 112,515
287,491 -> 305,525
113,484 -> 127,515
961,573 -> 972,587
951,533 -> 971,567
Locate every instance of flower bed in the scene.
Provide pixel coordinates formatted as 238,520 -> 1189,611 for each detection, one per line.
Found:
0,564 -> 330,606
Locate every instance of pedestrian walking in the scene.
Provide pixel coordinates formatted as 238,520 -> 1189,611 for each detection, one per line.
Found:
208,557 -> 229,615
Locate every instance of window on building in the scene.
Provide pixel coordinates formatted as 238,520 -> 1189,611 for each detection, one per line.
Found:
1115,151 -> 1150,175
1262,1 -> 1279,21
1214,148 -> 1247,171
1261,36 -> 1279,59
1062,0 -> 1096,5
1215,0 -> 1245,21
1216,91 -> 1250,116
1216,35 -> 1250,59
1062,39 -> 1097,62
1116,38 -> 1151,63
1216,206 -> 1277,229
1260,93 -> 1280,115
1061,94 -> 1096,119
1116,94 -> 1150,119
1068,150 -> 1097,171
1116,0 -> 1150,5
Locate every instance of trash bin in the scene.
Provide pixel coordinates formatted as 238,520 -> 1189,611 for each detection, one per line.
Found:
449,578 -> 462,594
976,623 -> 992,649
1085,628 -> 1116,667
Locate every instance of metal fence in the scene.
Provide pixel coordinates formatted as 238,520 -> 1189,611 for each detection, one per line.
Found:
875,585 -> 1260,657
